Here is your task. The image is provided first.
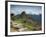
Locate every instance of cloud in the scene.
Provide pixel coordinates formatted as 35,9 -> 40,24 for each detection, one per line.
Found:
10,5 -> 42,15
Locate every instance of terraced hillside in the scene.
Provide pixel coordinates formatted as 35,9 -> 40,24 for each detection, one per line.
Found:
10,11 -> 42,32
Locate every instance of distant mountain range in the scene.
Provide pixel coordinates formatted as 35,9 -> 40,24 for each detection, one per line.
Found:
31,15 -> 41,22
16,14 -> 41,22
11,11 -> 41,22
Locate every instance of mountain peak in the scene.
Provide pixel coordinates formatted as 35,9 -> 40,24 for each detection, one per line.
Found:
21,11 -> 26,15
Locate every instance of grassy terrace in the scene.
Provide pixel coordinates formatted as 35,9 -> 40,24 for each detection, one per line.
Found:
10,12 -> 41,32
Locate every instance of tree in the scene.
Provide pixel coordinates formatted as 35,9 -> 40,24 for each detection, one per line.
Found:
11,13 -> 16,21
11,13 -> 14,16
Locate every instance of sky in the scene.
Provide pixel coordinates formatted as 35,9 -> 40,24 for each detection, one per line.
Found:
10,5 -> 42,15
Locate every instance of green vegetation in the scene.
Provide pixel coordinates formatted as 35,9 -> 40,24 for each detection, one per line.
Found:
10,11 -> 41,32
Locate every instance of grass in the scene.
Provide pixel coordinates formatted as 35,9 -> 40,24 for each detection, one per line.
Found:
13,18 -> 36,31
11,15 -> 41,31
